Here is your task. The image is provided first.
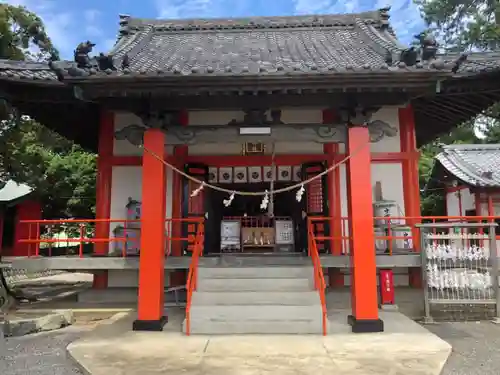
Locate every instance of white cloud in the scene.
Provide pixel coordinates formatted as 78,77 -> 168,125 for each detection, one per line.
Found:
292,0 -> 423,44
293,0 -> 332,14
155,0 -> 214,19
84,9 -> 101,23
84,9 -> 103,37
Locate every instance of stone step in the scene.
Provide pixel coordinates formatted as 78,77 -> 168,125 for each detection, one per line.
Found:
191,291 -> 320,305
189,304 -> 322,321
198,266 -> 313,280
182,319 -> 324,335
197,277 -> 312,292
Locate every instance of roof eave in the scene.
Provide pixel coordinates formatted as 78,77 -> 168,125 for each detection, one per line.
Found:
60,70 -> 453,86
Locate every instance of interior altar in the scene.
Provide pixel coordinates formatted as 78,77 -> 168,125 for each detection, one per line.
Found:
220,216 -> 295,253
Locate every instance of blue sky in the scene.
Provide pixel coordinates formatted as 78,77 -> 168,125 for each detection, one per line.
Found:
3,0 -> 425,59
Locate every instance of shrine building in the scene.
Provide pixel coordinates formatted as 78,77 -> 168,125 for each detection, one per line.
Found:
1,7 -> 500,334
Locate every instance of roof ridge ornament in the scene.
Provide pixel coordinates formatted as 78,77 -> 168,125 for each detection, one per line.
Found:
396,32 -> 443,68
118,14 -> 132,37
378,6 -> 391,30
48,41 -> 118,80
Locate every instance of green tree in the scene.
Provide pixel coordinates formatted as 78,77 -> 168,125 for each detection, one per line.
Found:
0,4 -> 59,61
415,0 -> 500,50
1,116 -> 97,218
0,5 -> 96,218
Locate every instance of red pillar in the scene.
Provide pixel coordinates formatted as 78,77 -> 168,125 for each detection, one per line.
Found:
133,128 -> 167,331
93,111 -> 114,289
170,110 -> 189,287
398,105 -> 422,288
324,143 -> 344,287
346,125 -> 383,332
170,145 -> 188,286
475,191 -> 482,215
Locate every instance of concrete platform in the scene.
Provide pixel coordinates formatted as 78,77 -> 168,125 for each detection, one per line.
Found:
67,308 -> 451,375
11,253 -> 421,271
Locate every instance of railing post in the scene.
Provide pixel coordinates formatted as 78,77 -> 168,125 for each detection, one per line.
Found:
418,226 -> 432,323
490,222 -> 500,321
79,224 -> 84,258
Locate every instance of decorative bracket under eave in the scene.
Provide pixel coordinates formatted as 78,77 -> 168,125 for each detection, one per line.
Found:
114,120 -> 398,146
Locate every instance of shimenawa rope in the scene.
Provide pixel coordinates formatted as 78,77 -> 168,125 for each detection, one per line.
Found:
137,141 -> 368,197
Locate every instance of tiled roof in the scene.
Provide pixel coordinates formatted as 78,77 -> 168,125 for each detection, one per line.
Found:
441,52 -> 500,74
0,8 -> 499,82
0,60 -> 58,82
106,9 -> 413,76
435,144 -> 500,187
75,9 -> 457,78
0,180 -> 33,203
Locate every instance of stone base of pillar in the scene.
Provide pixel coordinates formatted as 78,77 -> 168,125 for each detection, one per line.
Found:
347,314 -> 384,333
132,316 -> 168,331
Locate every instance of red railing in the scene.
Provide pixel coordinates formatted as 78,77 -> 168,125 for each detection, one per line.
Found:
17,218 -> 204,258
185,223 -> 204,336
309,215 -> 500,255
307,219 -> 327,336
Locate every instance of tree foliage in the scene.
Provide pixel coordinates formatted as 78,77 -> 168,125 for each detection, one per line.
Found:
415,0 -> 500,50
0,4 -> 59,61
416,0 -> 500,215
1,117 -> 97,218
0,5 -> 96,218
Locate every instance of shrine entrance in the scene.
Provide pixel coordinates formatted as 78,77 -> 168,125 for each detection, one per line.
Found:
206,182 -> 306,254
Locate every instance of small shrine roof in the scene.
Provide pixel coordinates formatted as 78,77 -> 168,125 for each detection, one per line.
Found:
432,144 -> 500,188
0,180 -> 33,204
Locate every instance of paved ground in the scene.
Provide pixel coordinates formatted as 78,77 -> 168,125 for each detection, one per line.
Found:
1,321 -> 500,375
64,309 -> 451,375
426,321 -> 500,375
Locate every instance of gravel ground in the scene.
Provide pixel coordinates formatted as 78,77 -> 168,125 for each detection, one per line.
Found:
1,320 -> 500,374
426,321 -> 500,375
0,326 -> 86,375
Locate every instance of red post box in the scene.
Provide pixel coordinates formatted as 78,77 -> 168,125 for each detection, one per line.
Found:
379,269 -> 395,305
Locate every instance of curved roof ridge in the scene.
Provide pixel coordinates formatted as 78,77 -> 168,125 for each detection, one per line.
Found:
109,24 -> 154,60
354,18 -> 402,55
443,143 -> 500,151
117,7 -> 392,32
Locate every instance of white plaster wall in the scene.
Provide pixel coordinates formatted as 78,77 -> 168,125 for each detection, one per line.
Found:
187,108 -> 324,155
335,106 -> 401,153
446,188 -> 475,216
109,166 -> 173,253
369,106 -> 401,152
113,112 -> 174,156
